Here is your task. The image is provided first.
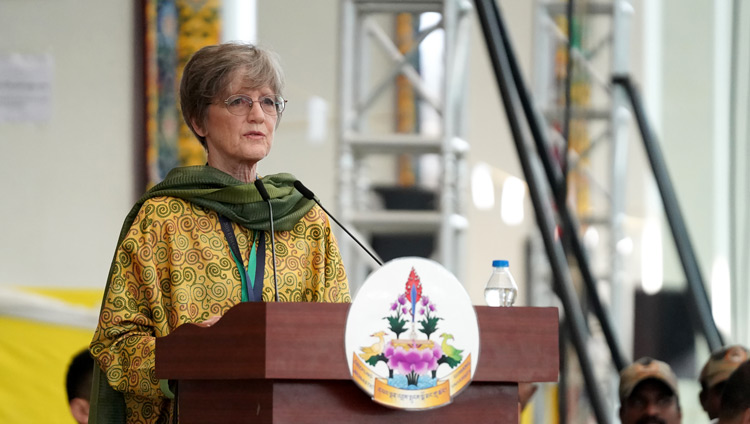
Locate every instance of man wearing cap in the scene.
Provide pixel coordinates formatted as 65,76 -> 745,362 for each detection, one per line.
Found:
718,359 -> 750,424
619,357 -> 682,424
700,345 -> 750,422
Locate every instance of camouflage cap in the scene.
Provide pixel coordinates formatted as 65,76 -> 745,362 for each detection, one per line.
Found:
699,345 -> 749,390
619,357 -> 679,402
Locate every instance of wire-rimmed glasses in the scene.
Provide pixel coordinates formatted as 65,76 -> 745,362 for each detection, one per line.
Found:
223,94 -> 287,116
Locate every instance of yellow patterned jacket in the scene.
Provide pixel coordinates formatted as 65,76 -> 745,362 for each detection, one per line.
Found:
90,196 -> 350,423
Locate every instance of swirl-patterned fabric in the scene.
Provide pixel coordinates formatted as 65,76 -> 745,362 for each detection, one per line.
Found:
90,196 -> 350,423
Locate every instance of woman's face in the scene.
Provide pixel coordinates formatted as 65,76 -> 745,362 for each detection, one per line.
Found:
193,72 -> 278,177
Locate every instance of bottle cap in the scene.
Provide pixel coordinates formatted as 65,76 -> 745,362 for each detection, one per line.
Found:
492,260 -> 509,268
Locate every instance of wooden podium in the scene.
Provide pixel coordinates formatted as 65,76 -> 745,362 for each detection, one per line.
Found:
156,303 -> 558,423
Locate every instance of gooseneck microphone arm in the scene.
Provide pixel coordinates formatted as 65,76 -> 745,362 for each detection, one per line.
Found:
293,180 -> 383,267
254,179 -> 280,302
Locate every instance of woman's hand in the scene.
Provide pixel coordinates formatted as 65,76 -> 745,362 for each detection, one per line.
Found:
195,315 -> 222,327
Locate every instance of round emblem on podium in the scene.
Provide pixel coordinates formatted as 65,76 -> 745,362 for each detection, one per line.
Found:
344,257 -> 480,410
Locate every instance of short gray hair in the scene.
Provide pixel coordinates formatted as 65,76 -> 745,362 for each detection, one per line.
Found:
180,42 -> 285,147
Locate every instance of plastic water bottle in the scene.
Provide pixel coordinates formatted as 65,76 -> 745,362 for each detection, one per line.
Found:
484,260 -> 518,307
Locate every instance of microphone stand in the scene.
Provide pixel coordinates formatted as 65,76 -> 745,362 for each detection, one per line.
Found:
254,179 -> 279,302
293,180 -> 383,267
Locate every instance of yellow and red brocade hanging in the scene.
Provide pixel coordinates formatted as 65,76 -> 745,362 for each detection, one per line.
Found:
145,0 -> 221,188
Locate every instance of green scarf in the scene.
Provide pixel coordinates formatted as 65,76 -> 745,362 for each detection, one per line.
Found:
119,165 -> 315,238
90,166 -> 316,424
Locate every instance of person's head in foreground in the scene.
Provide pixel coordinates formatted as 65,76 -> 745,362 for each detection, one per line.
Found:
66,349 -> 94,424
619,357 -> 682,424
718,359 -> 750,424
700,345 -> 750,420
181,42 -> 286,182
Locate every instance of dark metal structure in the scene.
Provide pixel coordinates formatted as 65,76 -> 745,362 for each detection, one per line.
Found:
473,0 -> 724,422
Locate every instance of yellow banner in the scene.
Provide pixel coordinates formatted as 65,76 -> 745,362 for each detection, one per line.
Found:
351,353 -> 473,410
446,353 -> 472,395
352,352 -> 378,393
373,378 -> 451,409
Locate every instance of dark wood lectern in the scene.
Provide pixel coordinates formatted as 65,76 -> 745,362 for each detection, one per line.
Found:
156,303 -> 558,423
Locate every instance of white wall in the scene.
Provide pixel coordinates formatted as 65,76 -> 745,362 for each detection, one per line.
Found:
658,0 -> 717,287
0,0 -> 136,288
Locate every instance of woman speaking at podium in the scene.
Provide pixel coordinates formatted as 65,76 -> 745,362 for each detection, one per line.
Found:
89,42 -> 350,424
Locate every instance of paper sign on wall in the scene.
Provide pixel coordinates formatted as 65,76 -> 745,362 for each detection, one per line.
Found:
0,53 -> 54,123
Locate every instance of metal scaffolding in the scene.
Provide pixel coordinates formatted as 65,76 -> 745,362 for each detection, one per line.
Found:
529,1 -> 634,421
532,0 -> 634,340
337,0 -> 474,292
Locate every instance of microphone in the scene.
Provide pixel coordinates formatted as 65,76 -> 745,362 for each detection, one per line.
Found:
293,180 -> 383,267
254,179 -> 279,302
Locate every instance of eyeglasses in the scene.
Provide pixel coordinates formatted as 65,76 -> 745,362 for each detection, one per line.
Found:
223,94 -> 287,116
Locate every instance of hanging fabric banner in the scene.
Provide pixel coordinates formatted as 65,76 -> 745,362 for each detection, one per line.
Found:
145,0 -> 221,187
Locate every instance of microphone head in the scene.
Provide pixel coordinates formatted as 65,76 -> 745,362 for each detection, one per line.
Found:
254,179 -> 271,201
293,180 -> 316,200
